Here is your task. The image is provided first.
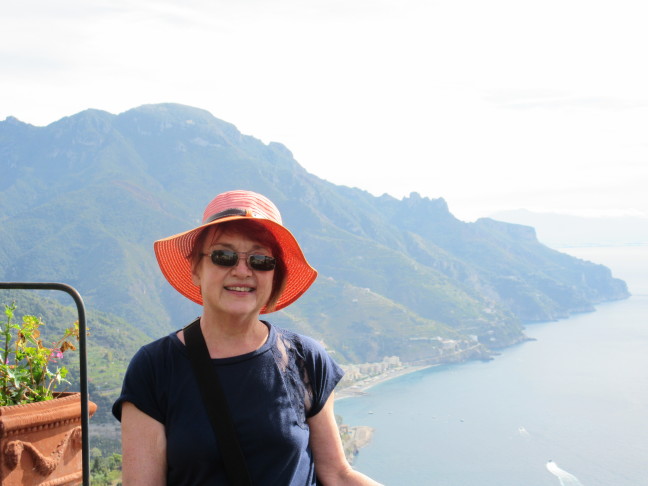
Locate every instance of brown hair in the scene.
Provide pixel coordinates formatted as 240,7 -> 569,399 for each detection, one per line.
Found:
189,220 -> 287,312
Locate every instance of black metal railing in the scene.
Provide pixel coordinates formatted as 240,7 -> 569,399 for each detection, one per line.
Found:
0,282 -> 90,486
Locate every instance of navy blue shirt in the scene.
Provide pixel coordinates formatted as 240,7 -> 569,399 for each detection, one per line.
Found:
113,321 -> 344,485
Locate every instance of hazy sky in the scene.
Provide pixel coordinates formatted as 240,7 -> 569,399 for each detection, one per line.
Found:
3,0 -> 647,221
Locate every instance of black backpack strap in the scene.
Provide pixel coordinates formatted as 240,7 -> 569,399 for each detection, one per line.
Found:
183,318 -> 253,486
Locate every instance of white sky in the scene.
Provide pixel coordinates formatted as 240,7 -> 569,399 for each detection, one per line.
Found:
2,0 -> 648,221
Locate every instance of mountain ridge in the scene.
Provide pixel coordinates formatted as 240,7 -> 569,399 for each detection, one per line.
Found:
0,103 -> 629,366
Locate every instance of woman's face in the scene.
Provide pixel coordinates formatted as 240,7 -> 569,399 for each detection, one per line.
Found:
191,228 -> 275,321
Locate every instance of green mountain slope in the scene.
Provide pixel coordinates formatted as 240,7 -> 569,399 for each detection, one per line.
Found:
0,103 -> 629,371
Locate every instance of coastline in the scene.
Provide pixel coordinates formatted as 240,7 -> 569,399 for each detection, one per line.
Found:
335,363 -> 437,401
335,363 -> 438,464
333,348 -> 489,462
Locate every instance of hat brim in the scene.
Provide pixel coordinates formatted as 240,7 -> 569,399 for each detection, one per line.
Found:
154,215 -> 317,313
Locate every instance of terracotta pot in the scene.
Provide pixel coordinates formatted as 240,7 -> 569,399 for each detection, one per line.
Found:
0,393 -> 97,486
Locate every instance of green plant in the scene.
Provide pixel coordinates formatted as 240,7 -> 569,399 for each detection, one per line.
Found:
0,303 -> 80,406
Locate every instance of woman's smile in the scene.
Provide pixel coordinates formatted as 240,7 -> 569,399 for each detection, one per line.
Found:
225,285 -> 254,292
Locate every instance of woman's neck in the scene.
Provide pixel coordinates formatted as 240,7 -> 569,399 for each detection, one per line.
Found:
185,312 -> 269,359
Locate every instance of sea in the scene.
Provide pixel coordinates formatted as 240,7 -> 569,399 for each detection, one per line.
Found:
335,245 -> 648,486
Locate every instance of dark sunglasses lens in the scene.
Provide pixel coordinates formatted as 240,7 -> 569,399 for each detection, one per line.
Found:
210,250 -> 238,267
248,255 -> 276,271
210,250 -> 276,271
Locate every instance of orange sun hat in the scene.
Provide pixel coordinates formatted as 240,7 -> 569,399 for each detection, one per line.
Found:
153,190 -> 317,313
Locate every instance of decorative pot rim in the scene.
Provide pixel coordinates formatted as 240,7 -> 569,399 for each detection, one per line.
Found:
0,392 -> 80,412
0,393 -> 96,436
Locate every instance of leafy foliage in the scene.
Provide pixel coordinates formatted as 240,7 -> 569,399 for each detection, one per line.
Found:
0,303 -> 79,405
90,449 -> 123,486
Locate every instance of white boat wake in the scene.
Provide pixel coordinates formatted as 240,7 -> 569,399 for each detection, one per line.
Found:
546,460 -> 584,486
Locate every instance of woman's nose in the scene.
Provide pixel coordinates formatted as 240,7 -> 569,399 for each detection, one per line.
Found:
231,254 -> 253,274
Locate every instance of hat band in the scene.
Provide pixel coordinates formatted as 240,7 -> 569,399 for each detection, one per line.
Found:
204,208 -> 248,224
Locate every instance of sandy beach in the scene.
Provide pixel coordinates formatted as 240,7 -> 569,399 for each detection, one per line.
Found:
336,363 -> 437,400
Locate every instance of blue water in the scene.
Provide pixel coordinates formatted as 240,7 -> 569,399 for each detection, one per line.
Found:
336,246 -> 648,486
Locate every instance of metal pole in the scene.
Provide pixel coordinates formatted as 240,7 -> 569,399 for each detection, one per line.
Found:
0,282 -> 90,486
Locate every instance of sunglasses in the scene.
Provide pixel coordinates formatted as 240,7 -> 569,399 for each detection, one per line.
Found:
202,249 -> 277,271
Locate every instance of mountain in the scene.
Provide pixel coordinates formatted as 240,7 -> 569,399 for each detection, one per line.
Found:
0,104 -> 629,373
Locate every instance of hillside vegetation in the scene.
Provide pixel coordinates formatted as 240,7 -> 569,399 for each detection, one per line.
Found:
0,104 -> 629,419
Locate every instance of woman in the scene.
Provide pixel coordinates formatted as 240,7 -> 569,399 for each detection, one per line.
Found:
113,190 -> 383,485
